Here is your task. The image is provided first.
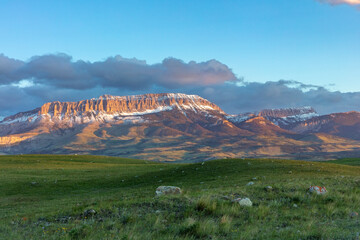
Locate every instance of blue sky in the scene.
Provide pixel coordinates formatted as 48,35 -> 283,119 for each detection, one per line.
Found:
0,0 -> 359,116
1,0 -> 359,91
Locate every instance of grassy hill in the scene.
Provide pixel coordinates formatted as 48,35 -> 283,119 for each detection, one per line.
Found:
1,155 -> 360,239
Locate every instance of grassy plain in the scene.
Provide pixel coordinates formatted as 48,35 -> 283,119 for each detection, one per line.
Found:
0,155 -> 360,239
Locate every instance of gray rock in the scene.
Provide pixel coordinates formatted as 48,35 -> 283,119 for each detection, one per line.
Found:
156,186 -> 182,196
246,182 -> 254,186
233,197 -> 252,207
309,186 -> 327,195
239,198 -> 253,207
84,209 -> 96,217
265,186 -> 273,191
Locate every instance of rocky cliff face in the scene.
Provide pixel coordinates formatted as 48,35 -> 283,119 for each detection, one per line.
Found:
258,107 -> 317,118
0,93 -> 359,161
1,93 -> 224,126
38,93 -> 223,117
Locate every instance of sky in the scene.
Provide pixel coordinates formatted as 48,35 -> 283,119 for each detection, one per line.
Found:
0,0 -> 359,117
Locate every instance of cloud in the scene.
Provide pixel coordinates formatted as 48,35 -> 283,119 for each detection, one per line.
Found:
199,81 -> 360,114
0,53 -> 237,90
317,0 -> 360,5
0,53 -> 359,117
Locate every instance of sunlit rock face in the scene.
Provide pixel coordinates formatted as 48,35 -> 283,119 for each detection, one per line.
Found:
0,93 -> 359,162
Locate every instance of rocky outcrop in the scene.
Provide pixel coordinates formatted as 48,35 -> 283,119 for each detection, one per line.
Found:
155,186 -> 182,196
259,107 -> 317,118
38,93 -> 223,117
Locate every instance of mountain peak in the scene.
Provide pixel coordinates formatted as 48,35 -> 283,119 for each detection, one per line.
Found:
259,106 -> 317,118
1,93 -> 223,125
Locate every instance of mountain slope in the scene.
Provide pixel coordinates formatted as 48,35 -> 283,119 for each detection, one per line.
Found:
0,93 -> 360,161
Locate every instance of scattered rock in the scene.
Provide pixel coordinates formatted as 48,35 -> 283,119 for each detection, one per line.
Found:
309,186 -> 327,195
293,204 -> 298,208
239,198 -> 253,207
31,182 -> 38,185
155,186 -> 182,196
233,198 -> 252,207
247,182 -> 254,186
350,212 -> 359,218
288,171 -> 292,174
265,186 -> 273,191
155,210 -> 161,214
83,209 -> 96,217
252,177 -> 257,181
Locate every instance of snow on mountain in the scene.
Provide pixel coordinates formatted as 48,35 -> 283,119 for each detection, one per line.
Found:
226,107 -> 319,126
0,93 -> 223,125
225,113 -> 254,123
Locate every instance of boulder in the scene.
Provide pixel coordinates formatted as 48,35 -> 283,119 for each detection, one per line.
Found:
83,209 -> 96,217
233,197 -> 252,207
246,182 -> 254,186
309,186 -> 327,195
156,186 -> 182,196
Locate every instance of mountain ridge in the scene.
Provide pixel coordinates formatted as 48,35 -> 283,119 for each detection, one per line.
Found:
0,93 -> 359,161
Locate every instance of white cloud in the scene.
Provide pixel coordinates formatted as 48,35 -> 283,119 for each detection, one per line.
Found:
317,0 -> 360,5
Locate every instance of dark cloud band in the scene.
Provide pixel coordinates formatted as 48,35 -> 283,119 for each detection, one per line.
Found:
0,54 -> 237,90
0,53 -> 359,117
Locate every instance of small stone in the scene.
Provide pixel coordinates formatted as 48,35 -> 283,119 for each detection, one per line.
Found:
234,198 -> 252,207
350,212 -> 359,218
252,177 -> 257,181
309,186 -> 327,195
288,171 -> 292,174
265,186 -> 273,191
31,182 -> 38,185
84,209 -> 96,217
293,204 -> 298,208
156,186 -> 182,196
155,210 -> 161,214
247,182 -> 254,186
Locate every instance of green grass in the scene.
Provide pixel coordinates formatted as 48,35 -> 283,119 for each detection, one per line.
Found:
329,158 -> 360,166
1,155 -> 360,239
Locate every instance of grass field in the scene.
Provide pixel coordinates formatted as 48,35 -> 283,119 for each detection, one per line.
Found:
1,155 -> 360,239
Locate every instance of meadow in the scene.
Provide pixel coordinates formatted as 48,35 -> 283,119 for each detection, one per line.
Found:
0,155 -> 360,239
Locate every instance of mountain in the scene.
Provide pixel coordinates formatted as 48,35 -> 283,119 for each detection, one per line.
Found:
289,111 -> 360,140
1,93 -> 360,161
